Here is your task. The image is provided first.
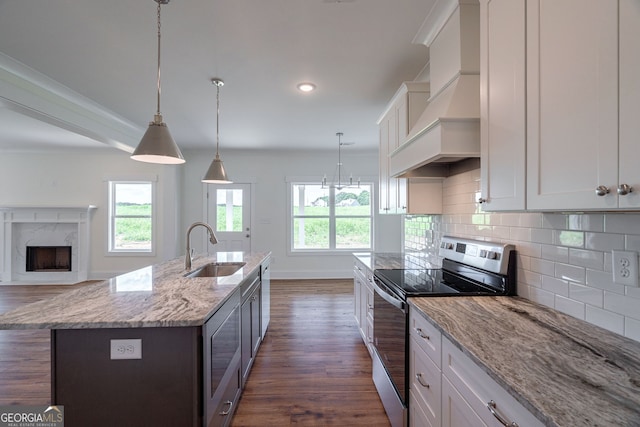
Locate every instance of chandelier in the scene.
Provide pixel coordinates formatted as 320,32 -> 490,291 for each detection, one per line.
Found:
322,132 -> 360,190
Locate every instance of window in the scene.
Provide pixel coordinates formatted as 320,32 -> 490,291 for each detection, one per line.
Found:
108,181 -> 154,254
290,183 -> 372,252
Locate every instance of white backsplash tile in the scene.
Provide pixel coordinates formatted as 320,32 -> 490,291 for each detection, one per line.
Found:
554,295 -> 585,319
625,317 -> 640,341
585,305 -> 625,335
403,167 -> 640,343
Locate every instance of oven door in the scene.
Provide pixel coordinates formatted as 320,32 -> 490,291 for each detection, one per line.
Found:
372,277 -> 408,413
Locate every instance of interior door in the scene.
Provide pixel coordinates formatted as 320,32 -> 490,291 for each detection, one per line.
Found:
206,183 -> 251,252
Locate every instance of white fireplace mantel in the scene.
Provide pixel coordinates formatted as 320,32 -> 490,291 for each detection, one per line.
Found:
1,205 -> 97,284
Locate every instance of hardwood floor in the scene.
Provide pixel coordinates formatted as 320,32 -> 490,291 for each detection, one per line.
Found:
231,279 -> 390,426
0,283 -> 86,405
0,279 -> 390,426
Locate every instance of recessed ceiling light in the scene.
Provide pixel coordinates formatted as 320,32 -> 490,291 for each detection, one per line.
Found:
297,82 -> 316,93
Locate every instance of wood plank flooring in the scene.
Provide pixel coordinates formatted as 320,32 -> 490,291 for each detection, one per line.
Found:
231,279 -> 390,426
0,283 -> 86,405
0,279 -> 390,426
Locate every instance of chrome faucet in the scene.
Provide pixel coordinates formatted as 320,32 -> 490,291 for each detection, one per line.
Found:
185,222 -> 218,270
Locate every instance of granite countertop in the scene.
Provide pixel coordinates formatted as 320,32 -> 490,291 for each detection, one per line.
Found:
353,251 -> 441,271
0,251 -> 270,329
409,296 -> 640,427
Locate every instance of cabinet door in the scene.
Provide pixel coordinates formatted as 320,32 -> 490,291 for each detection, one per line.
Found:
379,119 -> 391,213
479,0 -> 526,211
526,0 -> 618,210
442,376 -> 488,427
618,0 -> 640,209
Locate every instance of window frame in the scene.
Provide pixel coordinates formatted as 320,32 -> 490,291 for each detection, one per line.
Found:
107,179 -> 156,256
288,180 -> 373,254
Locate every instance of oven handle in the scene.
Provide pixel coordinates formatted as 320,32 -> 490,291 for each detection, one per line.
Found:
373,277 -> 406,311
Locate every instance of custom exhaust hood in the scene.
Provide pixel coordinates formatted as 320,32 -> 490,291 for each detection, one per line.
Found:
390,0 -> 480,178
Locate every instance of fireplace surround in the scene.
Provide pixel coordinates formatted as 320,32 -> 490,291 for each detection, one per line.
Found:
0,206 -> 96,284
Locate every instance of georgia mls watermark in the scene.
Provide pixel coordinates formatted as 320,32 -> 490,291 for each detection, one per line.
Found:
0,406 -> 64,427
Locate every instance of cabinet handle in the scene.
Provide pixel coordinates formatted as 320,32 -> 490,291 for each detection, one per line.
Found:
478,197 -> 487,204
219,400 -> 233,416
415,327 -> 430,340
487,400 -> 518,427
415,373 -> 430,389
618,184 -> 633,196
595,185 -> 610,196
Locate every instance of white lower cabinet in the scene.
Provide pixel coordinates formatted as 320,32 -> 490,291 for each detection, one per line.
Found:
353,257 -> 374,357
409,307 -> 543,427
441,337 -> 543,427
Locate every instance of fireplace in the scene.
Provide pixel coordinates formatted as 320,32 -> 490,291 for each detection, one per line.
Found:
26,246 -> 72,272
1,205 -> 96,284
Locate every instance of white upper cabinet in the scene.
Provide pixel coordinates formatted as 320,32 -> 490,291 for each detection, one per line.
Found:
618,0 -> 640,209
479,0 -> 526,211
526,0 -> 640,210
378,82 -> 435,214
481,0 -> 640,211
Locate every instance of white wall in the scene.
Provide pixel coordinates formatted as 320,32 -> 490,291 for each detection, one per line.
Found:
0,145 -> 401,281
182,147 -> 401,278
405,168 -> 640,343
0,149 -> 181,279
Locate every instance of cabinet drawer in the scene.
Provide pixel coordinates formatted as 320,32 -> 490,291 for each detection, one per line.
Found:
409,307 -> 442,367
410,337 -> 441,426
442,337 -> 543,427
210,362 -> 241,427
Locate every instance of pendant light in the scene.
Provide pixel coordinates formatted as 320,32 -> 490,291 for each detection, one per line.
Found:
131,0 -> 185,165
322,132 -> 360,190
202,78 -> 232,183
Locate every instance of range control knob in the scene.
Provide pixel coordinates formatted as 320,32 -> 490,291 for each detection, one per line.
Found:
479,249 -> 487,258
445,243 -> 454,250
486,251 -> 498,260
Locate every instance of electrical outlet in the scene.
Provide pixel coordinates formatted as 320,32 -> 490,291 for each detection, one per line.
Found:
110,339 -> 142,360
612,250 -> 639,287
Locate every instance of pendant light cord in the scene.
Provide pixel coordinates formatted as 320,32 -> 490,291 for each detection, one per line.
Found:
216,82 -> 221,159
155,0 -> 162,118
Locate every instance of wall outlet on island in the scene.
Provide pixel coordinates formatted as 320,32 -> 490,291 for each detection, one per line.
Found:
612,250 -> 639,287
110,339 -> 142,360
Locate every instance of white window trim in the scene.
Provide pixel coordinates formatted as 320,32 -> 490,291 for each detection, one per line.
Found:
105,175 -> 158,257
287,179 -> 374,256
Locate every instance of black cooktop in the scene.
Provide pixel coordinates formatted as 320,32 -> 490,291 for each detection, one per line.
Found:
374,260 -> 509,299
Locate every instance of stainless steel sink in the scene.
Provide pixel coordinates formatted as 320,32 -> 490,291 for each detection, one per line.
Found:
184,262 -> 246,278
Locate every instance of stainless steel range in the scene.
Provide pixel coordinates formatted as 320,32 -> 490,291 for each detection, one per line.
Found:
371,236 -> 516,427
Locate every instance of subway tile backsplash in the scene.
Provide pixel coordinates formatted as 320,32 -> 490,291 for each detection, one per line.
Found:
404,168 -> 640,343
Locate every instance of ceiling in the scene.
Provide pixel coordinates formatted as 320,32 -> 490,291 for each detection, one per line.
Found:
0,0 -> 434,153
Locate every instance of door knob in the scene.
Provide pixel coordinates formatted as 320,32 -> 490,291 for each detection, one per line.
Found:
617,184 -> 633,196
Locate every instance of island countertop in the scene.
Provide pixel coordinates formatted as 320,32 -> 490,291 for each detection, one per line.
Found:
409,296 -> 640,427
0,251 -> 270,329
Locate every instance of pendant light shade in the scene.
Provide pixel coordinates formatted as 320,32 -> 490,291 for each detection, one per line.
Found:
131,0 -> 185,165
202,78 -> 232,183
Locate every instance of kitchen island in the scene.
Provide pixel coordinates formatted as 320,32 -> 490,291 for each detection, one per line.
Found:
0,251 -> 271,427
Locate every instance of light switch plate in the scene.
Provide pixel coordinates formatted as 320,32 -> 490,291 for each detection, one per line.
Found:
110,339 -> 142,360
612,250 -> 639,287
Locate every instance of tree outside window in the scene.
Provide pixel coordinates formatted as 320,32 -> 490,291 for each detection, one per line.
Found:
108,181 -> 154,253
291,183 -> 372,251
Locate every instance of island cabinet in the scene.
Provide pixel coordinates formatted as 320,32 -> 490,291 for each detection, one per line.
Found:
260,255 -> 271,338
353,257 -> 374,357
52,288 -> 243,427
479,0 -> 640,211
240,268 -> 262,388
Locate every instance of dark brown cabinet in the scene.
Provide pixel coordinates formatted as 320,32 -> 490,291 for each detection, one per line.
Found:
240,270 -> 261,388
